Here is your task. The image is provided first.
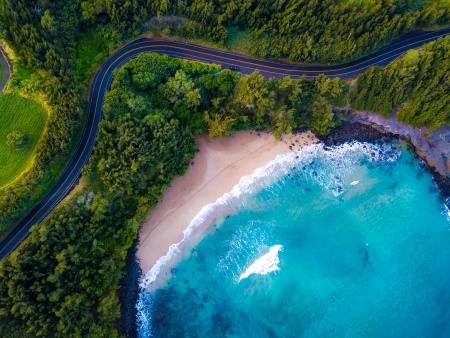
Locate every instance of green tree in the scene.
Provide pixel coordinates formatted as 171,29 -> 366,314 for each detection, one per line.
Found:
236,71 -> 274,128
271,106 -> 295,140
310,99 -> 336,135
204,111 -> 236,137
6,131 -> 26,149
163,69 -> 196,105
351,37 -> 450,129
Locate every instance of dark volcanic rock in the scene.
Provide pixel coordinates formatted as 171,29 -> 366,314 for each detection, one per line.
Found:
316,121 -> 397,146
320,118 -> 450,202
348,111 -> 450,177
116,238 -> 142,338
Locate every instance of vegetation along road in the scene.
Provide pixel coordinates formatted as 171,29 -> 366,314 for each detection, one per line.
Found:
0,27 -> 449,260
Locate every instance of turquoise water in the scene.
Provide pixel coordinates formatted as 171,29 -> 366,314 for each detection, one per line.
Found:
137,141 -> 450,337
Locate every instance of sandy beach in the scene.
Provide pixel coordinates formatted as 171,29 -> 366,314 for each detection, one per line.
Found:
137,130 -> 318,274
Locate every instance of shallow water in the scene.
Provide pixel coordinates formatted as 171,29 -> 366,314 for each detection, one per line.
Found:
137,141 -> 450,337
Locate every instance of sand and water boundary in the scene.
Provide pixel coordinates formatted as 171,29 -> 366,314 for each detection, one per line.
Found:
137,130 -> 318,273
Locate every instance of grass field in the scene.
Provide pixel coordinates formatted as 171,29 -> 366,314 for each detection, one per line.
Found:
0,93 -> 46,187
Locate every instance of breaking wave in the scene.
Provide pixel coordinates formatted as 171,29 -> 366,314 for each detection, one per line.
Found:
239,245 -> 283,282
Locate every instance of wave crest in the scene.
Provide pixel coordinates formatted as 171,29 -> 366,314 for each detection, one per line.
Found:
239,245 -> 283,282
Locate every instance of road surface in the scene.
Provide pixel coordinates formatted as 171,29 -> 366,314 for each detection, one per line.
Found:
0,44 -> 11,92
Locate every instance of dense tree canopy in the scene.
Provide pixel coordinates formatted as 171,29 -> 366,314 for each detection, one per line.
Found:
150,0 -> 450,63
63,0 -> 450,63
103,53 -> 348,138
0,54 -> 200,338
351,37 -> 450,130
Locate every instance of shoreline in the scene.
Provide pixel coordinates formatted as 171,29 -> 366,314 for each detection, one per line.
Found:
343,113 -> 450,200
135,120 -> 450,283
121,119 -> 450,336
137,130 -> 318,274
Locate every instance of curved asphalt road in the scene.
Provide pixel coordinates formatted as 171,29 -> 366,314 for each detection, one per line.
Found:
0,44 -> 12,92
0,27 -> 449,260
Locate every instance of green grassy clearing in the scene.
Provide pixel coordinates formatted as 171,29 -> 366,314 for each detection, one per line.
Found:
225,27 -> 255,54
7,61 -> 40,95
0,93 -> 46,187
75,28 -> 110,83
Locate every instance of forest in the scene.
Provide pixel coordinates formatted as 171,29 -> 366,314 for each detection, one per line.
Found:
351,36 -> 450,130
0,0 -> 449,240
172,0 -> 450,62
0,0 -> 449,337
78,0 -> 450,63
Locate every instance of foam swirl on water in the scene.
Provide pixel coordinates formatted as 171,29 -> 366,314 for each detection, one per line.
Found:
238,245 -> 283,282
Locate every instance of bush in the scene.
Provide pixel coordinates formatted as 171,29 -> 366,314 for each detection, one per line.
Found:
6,131 -> 26,149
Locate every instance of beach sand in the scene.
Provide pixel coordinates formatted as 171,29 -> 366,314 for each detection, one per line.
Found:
137,130 -> 318,274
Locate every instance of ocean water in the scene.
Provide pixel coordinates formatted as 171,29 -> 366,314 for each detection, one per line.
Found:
137,141 -> 450,338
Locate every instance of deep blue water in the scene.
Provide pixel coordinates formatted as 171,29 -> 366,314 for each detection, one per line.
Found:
137,141 -> 450,337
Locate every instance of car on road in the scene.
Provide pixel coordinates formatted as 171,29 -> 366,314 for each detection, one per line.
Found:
229,65 -> 240,71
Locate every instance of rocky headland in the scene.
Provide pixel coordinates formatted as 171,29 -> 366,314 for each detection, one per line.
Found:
321,111 -> 450,205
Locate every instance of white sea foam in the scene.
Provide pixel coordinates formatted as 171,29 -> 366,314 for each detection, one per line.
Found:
136,293 -> 154,337
444,198 -> 450,223
139,141 -> 401,291
216,220 -> 272,281
139,201 -> 233,291
238,245 -> 283,282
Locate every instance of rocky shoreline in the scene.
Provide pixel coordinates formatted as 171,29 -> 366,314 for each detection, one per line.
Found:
319,116 -> 450,206
116,238 -> 141,338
